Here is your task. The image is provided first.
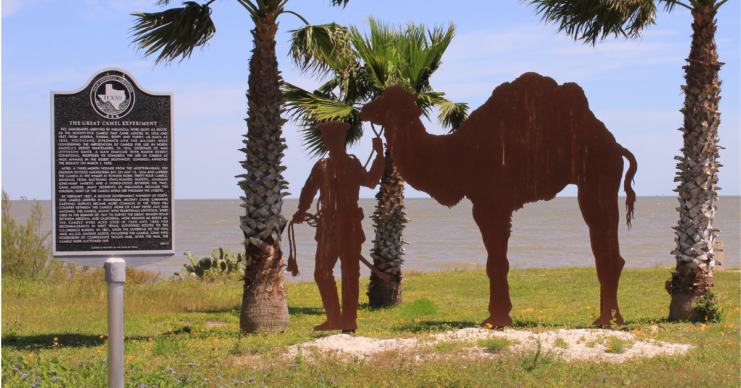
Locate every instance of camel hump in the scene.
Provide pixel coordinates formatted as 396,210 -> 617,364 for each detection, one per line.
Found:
483,72 -> 594,119
482,72 -> 568,106
464,72 -> 588,131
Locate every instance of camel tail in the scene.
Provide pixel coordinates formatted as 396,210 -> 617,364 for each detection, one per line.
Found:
620,146 -> 637,229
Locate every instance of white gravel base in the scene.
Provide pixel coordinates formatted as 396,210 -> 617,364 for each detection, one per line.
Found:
285,328 -> 692,364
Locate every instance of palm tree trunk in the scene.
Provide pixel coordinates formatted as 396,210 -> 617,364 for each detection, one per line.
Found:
368,149 -> 408,306
667,3 -> 723,321
238,12 -> 290,333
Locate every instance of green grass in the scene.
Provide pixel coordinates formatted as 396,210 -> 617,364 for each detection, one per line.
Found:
432,340 -> 467,354
553,337 -> 569,349
399,297 -> 439,321
604,336 -> 632,354
479,338 -> 512,354
2,267 -> 740,387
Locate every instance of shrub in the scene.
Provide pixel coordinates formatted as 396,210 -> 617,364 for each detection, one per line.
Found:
1,190 -> 90,281
695,290 -> 726,323
1,190 -> 65,279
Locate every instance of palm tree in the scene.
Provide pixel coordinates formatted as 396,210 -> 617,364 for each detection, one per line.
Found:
130,0 -> 349,333
523,0 -> 729,321
283,18 -> 468,306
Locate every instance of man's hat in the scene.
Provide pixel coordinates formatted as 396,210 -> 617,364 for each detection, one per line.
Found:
317,121 -> 350,139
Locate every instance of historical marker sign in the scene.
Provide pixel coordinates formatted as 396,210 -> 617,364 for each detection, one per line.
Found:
51,68 -> 174,267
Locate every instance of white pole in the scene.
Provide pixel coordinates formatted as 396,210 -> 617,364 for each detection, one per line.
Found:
105,258 -> 126,388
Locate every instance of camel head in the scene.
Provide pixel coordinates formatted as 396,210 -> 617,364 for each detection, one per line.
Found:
360,85 -> 423,129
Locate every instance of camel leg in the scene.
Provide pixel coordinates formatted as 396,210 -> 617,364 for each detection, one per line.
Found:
473,204 -> 514,327
578,185 -> 625,326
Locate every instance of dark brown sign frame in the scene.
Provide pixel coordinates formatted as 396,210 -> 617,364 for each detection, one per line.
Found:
51,68 -> 175,267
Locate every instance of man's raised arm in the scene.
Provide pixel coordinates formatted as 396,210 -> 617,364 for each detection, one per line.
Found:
361,137 -> 386,189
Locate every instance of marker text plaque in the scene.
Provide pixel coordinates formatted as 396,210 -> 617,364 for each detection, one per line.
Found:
51,68 -> 174,267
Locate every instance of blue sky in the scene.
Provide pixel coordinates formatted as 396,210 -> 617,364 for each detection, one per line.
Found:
2,0 -> 739,200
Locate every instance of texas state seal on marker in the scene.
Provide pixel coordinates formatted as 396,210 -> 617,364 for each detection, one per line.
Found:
90,73 -> 136,119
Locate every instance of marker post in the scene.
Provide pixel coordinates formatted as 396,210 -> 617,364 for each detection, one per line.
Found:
51,68 -> 175,388
105,258 -> 126,388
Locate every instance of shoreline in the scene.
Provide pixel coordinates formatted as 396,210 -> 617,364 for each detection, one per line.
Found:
6,196 -> 739,281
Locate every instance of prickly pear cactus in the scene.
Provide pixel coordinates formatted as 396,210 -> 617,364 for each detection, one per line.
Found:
175,248 -> 247,279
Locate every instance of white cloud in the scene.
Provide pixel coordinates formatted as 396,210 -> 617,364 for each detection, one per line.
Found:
434,25 -> 686,89
1,0 -> 22,17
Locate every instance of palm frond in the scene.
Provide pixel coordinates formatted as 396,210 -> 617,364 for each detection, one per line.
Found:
288,23 -> 355,78
523,0 -> 658,45
330,0 -> 351,7
416,92 -> 469,132
435,99 -> 469,132
414,91 -> 444,122
282,83 -> 363,156
236,0 -> 292,21
284,16 -> 466,155
398,23 -> 455,92
335,63 -> 375,103
131,1 -> 216,65
350,18 -> 400,91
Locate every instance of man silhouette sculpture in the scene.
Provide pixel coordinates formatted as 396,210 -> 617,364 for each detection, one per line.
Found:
292,121 -> 385,332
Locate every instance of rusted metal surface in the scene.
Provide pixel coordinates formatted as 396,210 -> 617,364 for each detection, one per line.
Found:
359,72 -> 638,327
291,121 -> 386,332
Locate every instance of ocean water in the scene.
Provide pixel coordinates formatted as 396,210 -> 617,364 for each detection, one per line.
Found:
6,196 -> 739,282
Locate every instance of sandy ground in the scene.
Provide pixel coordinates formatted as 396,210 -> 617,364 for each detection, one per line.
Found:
284,327 -> 692,364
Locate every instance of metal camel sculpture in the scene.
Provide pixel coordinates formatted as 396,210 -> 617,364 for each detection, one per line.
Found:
359,72 -> 637,327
